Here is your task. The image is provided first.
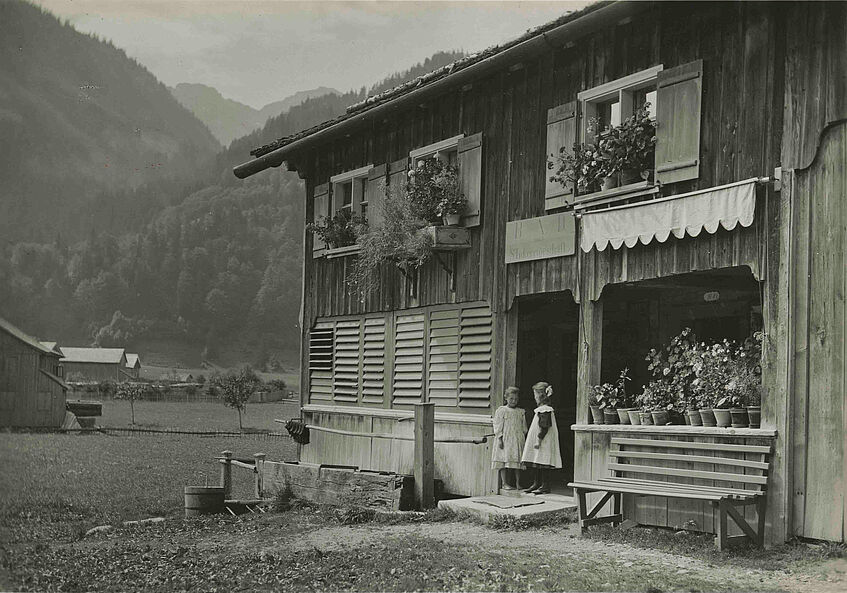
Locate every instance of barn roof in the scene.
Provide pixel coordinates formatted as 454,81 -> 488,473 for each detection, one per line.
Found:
233,0 -> 644,179
0,316 -> 55,355
60,347 -> 126,364
41,341 -> 63,356
126,353 -> 141,368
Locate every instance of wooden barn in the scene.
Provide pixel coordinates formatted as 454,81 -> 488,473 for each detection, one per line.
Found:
0,317 -> 68,428
60,347 -> 131,382
235,1 -> 846,544
125,353 -> 141,379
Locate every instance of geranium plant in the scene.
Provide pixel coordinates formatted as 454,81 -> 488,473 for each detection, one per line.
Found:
407,159 -> 463,222
590,368 -> 632,409
306,209 -> 366,249
548,141 -> 607,196
601,102 -> 656,180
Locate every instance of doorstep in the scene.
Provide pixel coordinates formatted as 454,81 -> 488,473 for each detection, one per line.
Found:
438,492 -> 577,523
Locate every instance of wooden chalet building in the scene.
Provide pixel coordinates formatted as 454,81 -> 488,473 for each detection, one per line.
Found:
235,1 -> 846,544
125,353 -> 142,379
0,317 -> 68,428
60,347 -> 131,382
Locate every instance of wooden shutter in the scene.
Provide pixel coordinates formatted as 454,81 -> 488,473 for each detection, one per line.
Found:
308,322 -> 334,403
545,102 -> 577,210
458,305 -> 492,409
392,311 -> 424,407
655,60 -> 703,185
427,309 -> 460,407
312,183 -> 329,257
361,316 -> 386,405
387,158 -> 408,201
333,319 -> 361,402
365,164 -> 387,229
458,133 -> 483,227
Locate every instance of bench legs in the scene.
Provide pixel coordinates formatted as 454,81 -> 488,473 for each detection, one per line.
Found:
574,488 -> 623,533
713,498 -> 766,551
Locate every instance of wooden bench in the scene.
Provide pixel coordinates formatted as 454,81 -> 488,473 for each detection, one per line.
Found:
567,437 -> 771,550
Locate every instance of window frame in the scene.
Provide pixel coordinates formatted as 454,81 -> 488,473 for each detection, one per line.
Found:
330,164 -> 373,222
409,134 -> 464,163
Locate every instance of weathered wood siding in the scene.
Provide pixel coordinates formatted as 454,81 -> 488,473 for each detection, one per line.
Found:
62,362 -> 125,382
0,331 -> 66,428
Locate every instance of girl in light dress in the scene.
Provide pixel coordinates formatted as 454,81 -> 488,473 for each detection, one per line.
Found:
491,386 -> 527,490
521,381 -> 563,494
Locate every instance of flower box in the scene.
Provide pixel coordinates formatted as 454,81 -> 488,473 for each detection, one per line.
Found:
424,225 -> 471,251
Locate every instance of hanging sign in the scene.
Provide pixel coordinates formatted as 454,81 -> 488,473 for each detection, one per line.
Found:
505,212 -> 577,264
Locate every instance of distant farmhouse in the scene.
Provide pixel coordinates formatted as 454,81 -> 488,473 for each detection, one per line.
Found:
0,317 -> 68,428
60,347 -> 132,382
125,353 -> 141,379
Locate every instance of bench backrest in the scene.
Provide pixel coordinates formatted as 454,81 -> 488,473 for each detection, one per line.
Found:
609,437 -> 772,492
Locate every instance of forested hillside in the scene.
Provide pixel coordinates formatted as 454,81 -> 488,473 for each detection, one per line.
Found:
0,1 -> 220,244
0,4 -> 464,371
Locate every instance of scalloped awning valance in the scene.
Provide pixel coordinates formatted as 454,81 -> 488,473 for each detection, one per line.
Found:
580,178 -> 758,252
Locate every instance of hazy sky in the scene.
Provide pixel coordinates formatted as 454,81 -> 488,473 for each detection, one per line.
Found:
35,0 -> 590,109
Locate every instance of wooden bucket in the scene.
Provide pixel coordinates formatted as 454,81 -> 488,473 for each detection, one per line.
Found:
184,486 -> 225,517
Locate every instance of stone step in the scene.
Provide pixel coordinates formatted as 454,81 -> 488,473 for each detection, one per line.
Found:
438,492 -> 577,523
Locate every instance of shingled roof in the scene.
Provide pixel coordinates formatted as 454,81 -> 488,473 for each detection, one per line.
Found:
237,0 -> 618,177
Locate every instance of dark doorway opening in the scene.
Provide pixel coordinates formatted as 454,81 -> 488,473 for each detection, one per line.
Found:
515,291 -> 579,490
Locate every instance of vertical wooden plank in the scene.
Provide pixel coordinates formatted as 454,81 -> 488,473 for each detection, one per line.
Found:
577,298 -> 603,425
414,402 -> 435,509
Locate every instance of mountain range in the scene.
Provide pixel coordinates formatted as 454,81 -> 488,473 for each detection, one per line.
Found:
170,83 -> 340,146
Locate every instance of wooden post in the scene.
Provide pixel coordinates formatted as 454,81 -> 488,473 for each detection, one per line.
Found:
413,402 -> 435,509
220,450 -> 232,499
254,453 -> 266,499
577,298 -> 604,425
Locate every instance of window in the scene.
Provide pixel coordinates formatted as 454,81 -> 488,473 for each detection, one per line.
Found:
330,164 -> 372,222
409,133 -> 484,227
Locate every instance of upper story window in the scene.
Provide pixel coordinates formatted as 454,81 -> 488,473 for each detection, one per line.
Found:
545,60 -> 703,210
330,164 -> 372,222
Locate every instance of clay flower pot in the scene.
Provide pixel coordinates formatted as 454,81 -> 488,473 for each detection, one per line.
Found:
699,409 -> 717,427
713,408 -> 732,428
639,411 -> 654,425
730,408 -> 749,428
627,410 -> 642,425
443,213 -> 462,226
620,168 -> 642,185
687,409 -> 703,426
589,405 -> 604,424
747,406 -> 761,429
651,410 -> 670,426
603,408 -> 619,425
617,408 -> 635,425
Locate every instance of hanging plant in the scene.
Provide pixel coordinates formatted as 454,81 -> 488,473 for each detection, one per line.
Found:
350,185 -> 433,297
306,209 -> 365,249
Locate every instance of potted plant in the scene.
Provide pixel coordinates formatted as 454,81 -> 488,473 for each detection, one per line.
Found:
639,380 -> 675,426
589,383 -> 619,424
587,390 -> 604,424
306,209 -> 365,249
407,159 -> 461,225
603,102 -> 656,185
433,166 -> 467,226
612,368 -> 635,424
549,141 -> 606,196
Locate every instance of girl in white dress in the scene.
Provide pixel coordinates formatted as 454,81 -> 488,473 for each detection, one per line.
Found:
491,386 -> 527,490
521,381 -> 563,494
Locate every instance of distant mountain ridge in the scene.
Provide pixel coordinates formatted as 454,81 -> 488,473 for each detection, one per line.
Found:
170,83 -> 340,146
0,0 -> 220,243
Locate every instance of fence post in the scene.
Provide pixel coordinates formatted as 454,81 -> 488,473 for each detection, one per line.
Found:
254,453 -> 266,499
220,450 -> 232,499
413,402 -> 435,510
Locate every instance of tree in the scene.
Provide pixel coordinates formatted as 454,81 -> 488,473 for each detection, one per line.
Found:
114,382 -> 146,425
211,366 -> 260,430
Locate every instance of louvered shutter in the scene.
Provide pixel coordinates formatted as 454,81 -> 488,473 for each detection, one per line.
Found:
392,312 -> 424,407
655,60 -> 703,185
457,133 -> 483,227
427,309 -> 460,407
312,183 -> 329,257
458,305 -> 493,409
333,319 -> 361,402
308,322 -> 334,403
387,158 -> 408,201
366,164 -> 387,229
545,102 -> 577,210
361,316 -> 386,404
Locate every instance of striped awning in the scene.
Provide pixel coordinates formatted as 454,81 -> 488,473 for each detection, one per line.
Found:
580,178 -> 758,252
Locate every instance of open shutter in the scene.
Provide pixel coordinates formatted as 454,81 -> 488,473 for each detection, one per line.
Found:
333,319 -> 362,403
361,316 -> 386,405
387,158 -> 408,201
392,311 -> 424,407
308,322 -> 334,403
312,183 -> 329,257
427,309 -> 460,407
545,102 -> 577,210
655,60 -> 703,185
365,164 -> 387,229
458,305 -> 492,409
458,133 -> 483,227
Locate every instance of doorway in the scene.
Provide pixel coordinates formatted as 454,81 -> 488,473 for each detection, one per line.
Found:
515,291 -> 579,490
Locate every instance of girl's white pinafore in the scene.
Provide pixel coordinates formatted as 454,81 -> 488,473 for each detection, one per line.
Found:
491,405 -> 527,469
521,404 -> 563,468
